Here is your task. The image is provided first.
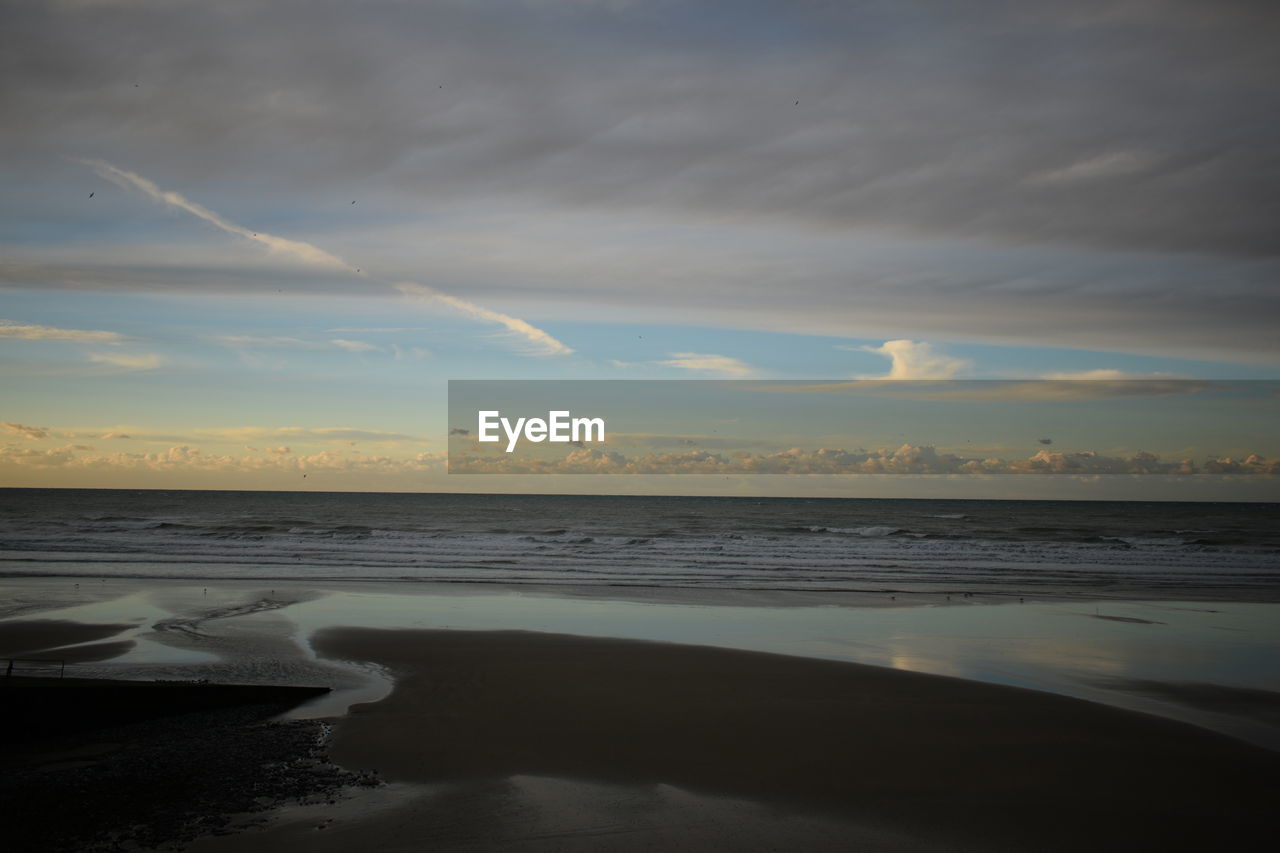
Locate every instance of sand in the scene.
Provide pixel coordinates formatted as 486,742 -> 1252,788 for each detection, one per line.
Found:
0,618 -> 135,659
4,609 -> 1278,850
204,626 -> 1274,852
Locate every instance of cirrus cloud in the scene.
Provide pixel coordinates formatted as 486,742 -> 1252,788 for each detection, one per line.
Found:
1,319 -> 126,344
87,352 -> 163,370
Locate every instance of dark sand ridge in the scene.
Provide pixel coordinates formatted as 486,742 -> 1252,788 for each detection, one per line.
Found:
303,627 -> 1278,852
0,618 -> 135,659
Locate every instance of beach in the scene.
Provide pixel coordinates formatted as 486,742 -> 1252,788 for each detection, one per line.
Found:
2,575 -> 1278,852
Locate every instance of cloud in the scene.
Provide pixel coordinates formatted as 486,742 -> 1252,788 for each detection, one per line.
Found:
450,445 -> 1279,476
77,159 -> 357,272
754,378 -> 1214,402
9,425 -> 422,444
210,335 -> 414,357
329,338 -> 380,353
203,426 -> 423,443
324,327 -> 437,333
389,344 -> 431,360
1041,369 -> 1182,381
2,422 -> 50,440
15,1 -> 1270,259
88,352 -> 163,370
0,319 -> 126,344
657,352 -> 756,377
0,2 -> 1271,363
858,340 -> 969,379
210,335 -> 321,349
0,443 -> 447,475
395,282 -> 573,356
1028,151 -> 1153,185
601,433 -> 776,450
71,160 -> 573,358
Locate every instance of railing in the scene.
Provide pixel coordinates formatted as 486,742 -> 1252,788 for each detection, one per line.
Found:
2,658 -> 67,678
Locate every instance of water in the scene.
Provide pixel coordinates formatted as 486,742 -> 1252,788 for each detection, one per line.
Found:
0,489 -> 1276,598
2,489 -> 1277,748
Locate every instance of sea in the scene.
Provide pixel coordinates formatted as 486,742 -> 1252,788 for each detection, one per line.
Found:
1,489 -> 1276,600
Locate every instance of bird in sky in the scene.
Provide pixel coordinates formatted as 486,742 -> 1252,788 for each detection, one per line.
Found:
88,192 -> 94,198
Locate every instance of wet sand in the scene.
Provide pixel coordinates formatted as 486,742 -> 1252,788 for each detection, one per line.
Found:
232,626 -> 1278,852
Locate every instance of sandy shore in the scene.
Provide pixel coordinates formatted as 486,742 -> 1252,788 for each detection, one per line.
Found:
200,626 -> 1274,852
0,617 -> 136,664
3,599 -> 1278,850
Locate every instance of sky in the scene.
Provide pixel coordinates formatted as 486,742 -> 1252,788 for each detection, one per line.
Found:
2,0 -> 1278,497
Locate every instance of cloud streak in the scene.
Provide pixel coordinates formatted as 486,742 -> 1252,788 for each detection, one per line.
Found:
76,159 -> 573,357
657,352 -> 756,377
0,319 -> 126,344
77,159 -> 357,271
395,282 -> 572,356
87,352 -> 163,370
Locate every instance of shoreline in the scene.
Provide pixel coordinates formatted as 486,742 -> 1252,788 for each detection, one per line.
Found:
5,572 -> 1279,615
3,578 -> 1279,747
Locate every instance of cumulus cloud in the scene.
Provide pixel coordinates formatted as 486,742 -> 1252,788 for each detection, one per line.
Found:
0,319 -> 126,344
0,443 -> 446,475
857,340 -> 970,380
450,444 -> 1279,476
657,353 -> 756,377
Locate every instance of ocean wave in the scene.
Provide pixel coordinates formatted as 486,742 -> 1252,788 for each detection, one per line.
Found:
1,491 -> 1275,596
808,525 -> 902,537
